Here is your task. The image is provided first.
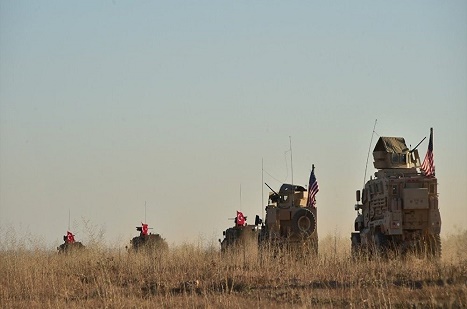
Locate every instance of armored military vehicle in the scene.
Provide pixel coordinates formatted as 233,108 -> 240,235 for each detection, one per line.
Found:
259,183 -> 318,254
351,128 -> 441,258
57,231 -> 85,253
130,223 -> 168,252
219,211 -> 261,252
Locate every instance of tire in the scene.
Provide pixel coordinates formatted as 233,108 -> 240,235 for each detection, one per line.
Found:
291,208 -> 316,237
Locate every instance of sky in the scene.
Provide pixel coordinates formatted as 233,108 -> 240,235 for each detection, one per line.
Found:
1,1 -> 466,249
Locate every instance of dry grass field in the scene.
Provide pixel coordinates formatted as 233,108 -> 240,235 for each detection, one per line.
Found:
1,230 -> 466,308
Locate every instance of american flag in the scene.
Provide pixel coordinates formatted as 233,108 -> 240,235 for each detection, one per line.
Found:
420,128 -> 435,177
307,165 -> 319,207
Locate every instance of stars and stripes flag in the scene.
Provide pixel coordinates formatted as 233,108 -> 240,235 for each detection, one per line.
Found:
307,165 -> 319,207
420,128 -> 435,177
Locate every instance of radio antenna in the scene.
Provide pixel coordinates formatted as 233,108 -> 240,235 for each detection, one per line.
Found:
239,184 -> 242,209
289,136 -> 294,186
261,158 -> 264,220
289,136 -> 294,207
68,209 -> 71,231
363,119 -> 377,187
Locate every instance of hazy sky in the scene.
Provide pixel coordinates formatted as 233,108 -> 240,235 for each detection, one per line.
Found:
1,1 -> 466,249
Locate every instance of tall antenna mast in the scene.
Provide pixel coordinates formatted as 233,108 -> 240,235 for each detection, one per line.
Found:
363,119 -> 378,187
68,209 -> 70,231
290,136 -> 294,207
239,184 -> 242,209
261,158 -> 264,219
144,201 -> 147,223
289,136 -> 294,185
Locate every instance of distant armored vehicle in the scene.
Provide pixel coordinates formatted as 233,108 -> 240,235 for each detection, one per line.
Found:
219,211 -> 261,252
57,231 -> 85,253
259,181 -> 318,254
351,128 -> 441,258
130,223 -> 168,252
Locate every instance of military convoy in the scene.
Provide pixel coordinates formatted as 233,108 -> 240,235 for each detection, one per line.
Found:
351,129 -> 441,258
54,128 -> 441,260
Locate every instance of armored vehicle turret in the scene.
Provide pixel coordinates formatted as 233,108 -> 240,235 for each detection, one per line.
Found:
351,128 -> 441,258
259,182 -> 318,254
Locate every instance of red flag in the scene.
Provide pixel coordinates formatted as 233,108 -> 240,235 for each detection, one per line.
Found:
141,223 -> 149,236
420,128 -> 435,177
66,231 -> 75,243
236,211 -> 245,226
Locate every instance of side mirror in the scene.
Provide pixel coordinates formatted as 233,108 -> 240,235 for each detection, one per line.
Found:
255,215 -> 262,226
356,190 -> 361,202
218,239 -> 221,243
222,231 -> 226,236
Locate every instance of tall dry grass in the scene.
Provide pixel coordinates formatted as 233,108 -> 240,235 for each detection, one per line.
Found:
1,230 -> 466,308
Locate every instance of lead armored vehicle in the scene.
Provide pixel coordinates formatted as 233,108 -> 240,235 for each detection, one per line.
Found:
351,129 -> 441,258
259,183 -> 318,254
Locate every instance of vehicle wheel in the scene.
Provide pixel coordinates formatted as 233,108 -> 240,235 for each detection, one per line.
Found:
291,209 -> 316,236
